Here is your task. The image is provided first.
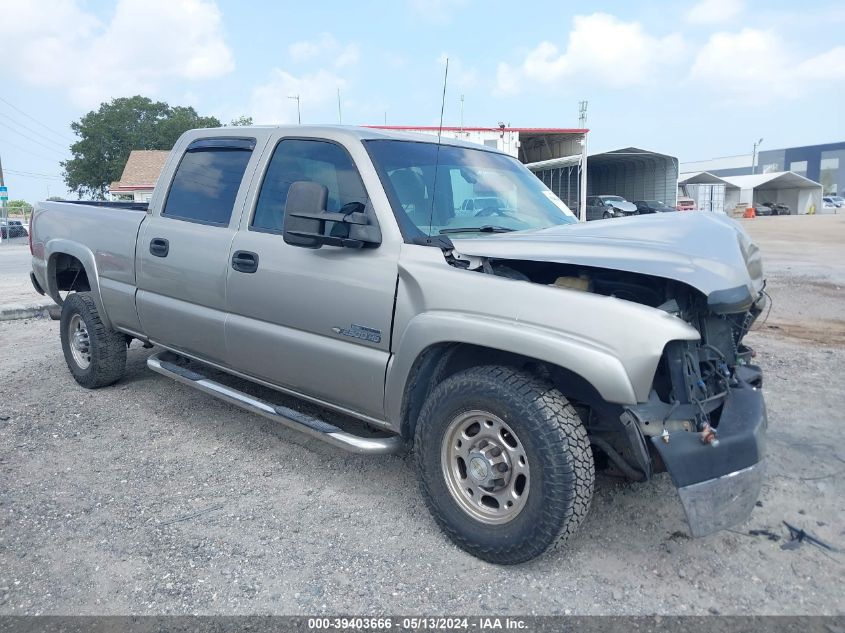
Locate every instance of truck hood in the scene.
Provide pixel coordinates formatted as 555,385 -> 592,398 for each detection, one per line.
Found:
451,212 -> 764,314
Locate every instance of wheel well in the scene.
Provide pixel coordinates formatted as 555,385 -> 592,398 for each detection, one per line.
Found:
50,253 -> 91,294
399,342 -> 614,441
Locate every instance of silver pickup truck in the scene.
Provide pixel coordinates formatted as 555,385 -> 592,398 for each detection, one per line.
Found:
29,126 -> 767,564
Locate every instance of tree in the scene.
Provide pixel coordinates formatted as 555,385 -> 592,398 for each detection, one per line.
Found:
229,115 -> 253,126
62,96 -> 221,199
6,199 -> 33,215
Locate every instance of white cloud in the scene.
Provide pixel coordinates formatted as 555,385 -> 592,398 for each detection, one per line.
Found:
250,69 -> 346,124
0,0 -> 234,107
496,13 -> 683,94
685,0 -> 744,25
689,28 -> 845,100
289,33 -> 360,68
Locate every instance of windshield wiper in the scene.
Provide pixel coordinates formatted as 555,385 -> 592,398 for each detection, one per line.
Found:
439,225 -> 516,234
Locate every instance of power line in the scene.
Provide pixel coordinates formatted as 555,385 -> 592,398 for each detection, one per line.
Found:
0,112 -> 69,150
5,168 -> 63,180
0,122 -> 69,156
0,95 -> 75,143
0,136 -> 66,162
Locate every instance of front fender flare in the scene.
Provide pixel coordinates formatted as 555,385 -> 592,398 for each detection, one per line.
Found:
384,311 -> 640,425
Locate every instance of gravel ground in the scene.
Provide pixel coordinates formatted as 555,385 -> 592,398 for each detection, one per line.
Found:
1,216 -> 844,616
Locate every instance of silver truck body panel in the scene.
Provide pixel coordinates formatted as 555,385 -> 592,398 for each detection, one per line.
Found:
383,245 -> 701,423
30,202 -> 147,330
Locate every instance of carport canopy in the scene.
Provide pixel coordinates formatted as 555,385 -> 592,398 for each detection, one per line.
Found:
721,171 -> 823,215
679,171 -> 740,190
587,147 -> 679,207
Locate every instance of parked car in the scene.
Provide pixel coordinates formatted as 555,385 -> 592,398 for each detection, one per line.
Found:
585,195 -> 638,221
753,203 -> 774,216
761,202 -> 791,215
675,197 -> 697,211
823,195 -> 844,208
634,200 -> 677,214
30,125 -> 768,564
0,219 -> 28,238
459,196 -> 509,214
823,197 -> 837,209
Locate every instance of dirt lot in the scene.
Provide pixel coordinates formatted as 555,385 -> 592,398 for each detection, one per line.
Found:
1,215 -> 844,616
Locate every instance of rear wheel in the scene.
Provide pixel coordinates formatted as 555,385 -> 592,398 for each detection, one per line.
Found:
415,366 -> 594,564
60,292 -> 126,388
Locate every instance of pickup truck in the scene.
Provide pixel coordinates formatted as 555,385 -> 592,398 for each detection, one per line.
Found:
29,126 -> 767,564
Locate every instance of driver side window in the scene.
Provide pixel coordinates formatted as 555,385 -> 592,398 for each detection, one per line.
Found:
251,139 -> 369,233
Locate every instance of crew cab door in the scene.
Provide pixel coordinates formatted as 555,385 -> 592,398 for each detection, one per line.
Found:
224,138 -> 398,420
136,137 -> 259,363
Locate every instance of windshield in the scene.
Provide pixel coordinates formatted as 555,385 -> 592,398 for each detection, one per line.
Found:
646,200 -> 668,208
603,196 -> 625,203
365,140 -> 576,238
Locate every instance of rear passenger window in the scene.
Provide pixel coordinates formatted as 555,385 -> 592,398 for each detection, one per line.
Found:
252,139 -> 368,233
162,138 -> 255,226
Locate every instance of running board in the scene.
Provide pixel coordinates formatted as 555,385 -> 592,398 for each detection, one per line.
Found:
147,352 -> 403,455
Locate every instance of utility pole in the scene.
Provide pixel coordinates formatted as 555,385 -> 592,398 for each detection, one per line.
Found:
384,111 -> 387,126
337,88 -> 342,125
751,138 -> 763,174
0,153 -> 7,239
578,101 -> 588,222
288,95 -> 301,124
460,94 -> 464,132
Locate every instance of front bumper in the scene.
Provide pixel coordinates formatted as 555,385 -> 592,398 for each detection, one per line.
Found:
676,460 -> 766,537
650,382 -> 767,537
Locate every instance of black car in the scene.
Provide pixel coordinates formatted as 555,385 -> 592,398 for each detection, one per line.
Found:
0,219 -> 28,238
634,200 -> 677,214
761,202 -> 791,215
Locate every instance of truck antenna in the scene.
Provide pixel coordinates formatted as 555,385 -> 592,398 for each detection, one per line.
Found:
437,58 -> 449,142
427,57 -> 449,242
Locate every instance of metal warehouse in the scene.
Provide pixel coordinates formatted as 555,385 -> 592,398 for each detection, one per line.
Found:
527,146 -> 679,220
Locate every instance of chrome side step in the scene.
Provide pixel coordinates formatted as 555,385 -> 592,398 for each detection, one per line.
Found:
147,352 -> 403,455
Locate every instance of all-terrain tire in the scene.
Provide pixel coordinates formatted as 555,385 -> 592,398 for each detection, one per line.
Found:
60,292 -> 126,388
414,365 -> 594,564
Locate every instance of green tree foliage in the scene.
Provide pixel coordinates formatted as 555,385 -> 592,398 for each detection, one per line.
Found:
229,115 -> 253,126
6,199 -> 33,215
63,96 -> 221,199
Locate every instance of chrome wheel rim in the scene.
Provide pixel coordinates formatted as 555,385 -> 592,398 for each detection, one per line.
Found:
441,410 -> 530,525
68,313 -> 91,369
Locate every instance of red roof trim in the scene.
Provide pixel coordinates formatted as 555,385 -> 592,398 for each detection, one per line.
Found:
366,125 -> 589,134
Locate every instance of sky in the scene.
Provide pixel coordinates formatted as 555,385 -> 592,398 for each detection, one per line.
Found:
1,0 -> 844,203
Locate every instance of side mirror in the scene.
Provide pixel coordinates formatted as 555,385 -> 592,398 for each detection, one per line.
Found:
283,181 -> 381,249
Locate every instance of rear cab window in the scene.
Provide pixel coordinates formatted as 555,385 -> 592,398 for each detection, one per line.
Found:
162,137 -> 256,226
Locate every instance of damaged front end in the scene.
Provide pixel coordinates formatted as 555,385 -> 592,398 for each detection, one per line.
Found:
448,212 -> 770,537
625,290 -> 768,536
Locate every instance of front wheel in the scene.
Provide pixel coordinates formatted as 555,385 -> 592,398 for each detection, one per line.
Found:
60,292 -> 127,388
415,366 -> 594,564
